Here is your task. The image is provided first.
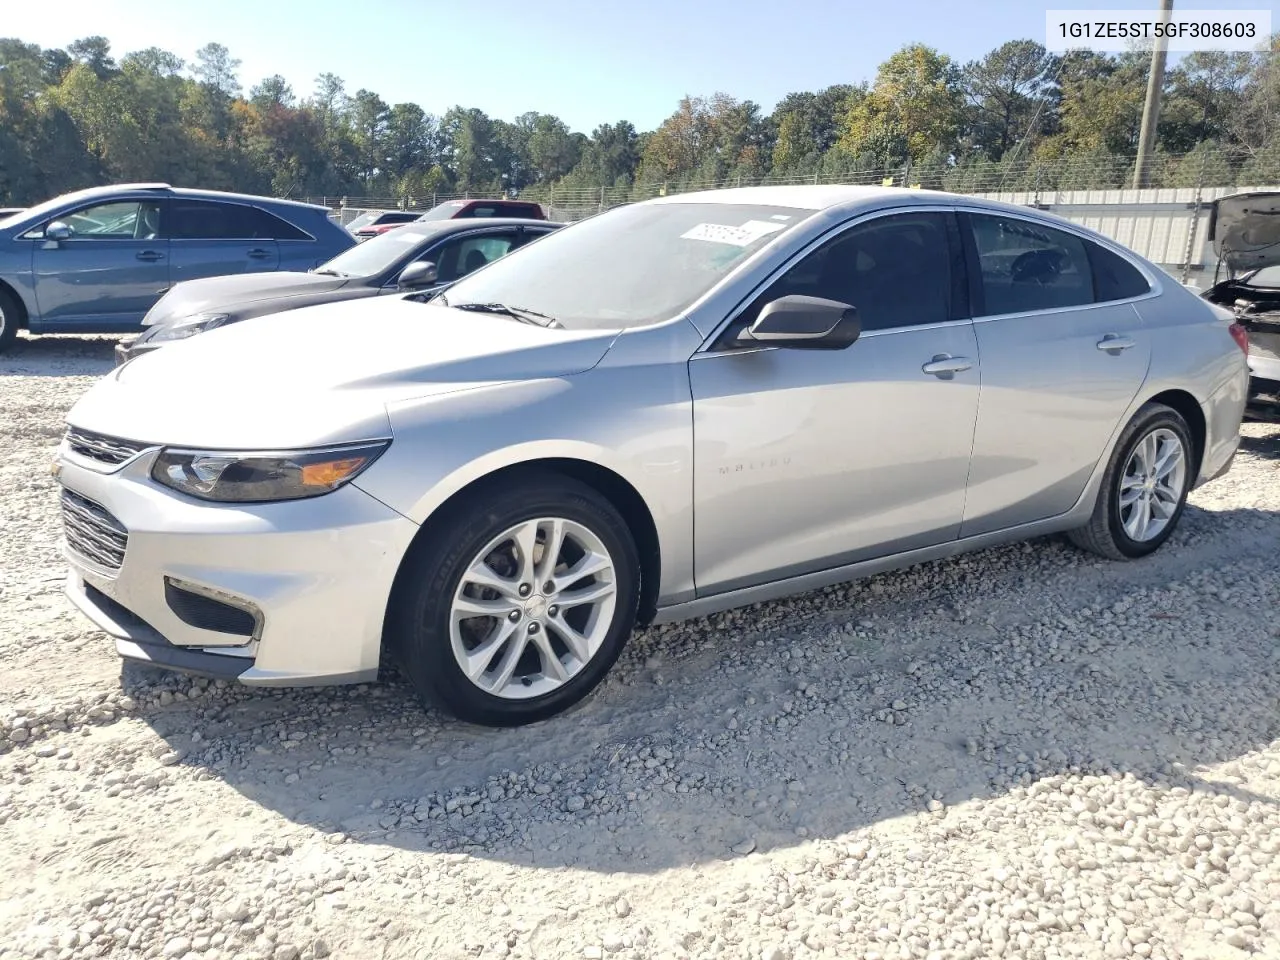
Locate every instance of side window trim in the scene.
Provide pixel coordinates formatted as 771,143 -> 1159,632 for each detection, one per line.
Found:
701,206 -> 972,353
954,205 -> 1161,321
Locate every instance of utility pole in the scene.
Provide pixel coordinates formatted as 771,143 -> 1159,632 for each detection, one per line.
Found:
1133,0 -> 1174,189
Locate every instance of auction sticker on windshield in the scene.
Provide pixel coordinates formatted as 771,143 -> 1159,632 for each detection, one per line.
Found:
680,220 -> 787,247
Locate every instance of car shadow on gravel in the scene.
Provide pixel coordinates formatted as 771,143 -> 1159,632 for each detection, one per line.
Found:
1240,430 -> 1280,461
0,334 -> 120,377
120,500 -> 1280,876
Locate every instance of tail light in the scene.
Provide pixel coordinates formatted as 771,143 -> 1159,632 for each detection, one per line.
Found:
1228,322 -> 1249,356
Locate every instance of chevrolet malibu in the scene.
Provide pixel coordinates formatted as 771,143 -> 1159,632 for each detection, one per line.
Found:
57,186 -> 1249,726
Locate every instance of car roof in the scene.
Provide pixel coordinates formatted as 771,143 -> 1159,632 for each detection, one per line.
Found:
646,183 -> 1118,241
25,182 -> 332,214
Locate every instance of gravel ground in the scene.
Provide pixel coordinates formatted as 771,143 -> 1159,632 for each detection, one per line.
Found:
2,332 -> 1279,960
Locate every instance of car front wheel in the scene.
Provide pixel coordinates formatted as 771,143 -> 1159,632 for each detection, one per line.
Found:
1068,402 -> 1194,560
388,473 -> 640,726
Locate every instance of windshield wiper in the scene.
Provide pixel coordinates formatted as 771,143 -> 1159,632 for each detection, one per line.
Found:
449,302 -> 562,328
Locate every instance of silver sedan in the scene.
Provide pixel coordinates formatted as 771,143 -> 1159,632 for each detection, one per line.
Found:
57,186 -> 1249,725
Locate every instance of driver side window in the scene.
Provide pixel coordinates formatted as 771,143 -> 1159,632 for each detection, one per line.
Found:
968,213 -> 1093,316
718,211 -> 958,347
55,201 -> 163,240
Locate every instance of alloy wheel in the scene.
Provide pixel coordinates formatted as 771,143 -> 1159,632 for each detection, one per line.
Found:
1118,427 -> 1187,543
448,517 -> 618,700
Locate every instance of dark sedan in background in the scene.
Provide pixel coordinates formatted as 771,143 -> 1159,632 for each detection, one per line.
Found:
0,184 -> 355,352
115,216 -> 561,363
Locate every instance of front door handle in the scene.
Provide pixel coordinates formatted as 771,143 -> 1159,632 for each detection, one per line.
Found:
1096,334 -> 1137,354
922,354 -> 974,379
135,250 -> 165,262
247,248 -> 273,259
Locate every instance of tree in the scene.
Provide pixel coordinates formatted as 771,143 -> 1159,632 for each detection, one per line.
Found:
1160,52 -> 1254,153
837,44 -> 965,164
1227,34 -> 1280,156
192,42 -> 240,96
67,36 -> 116,79
348,89 -> 390,186
527,113 -> 580,182
1038,50 -> 1146,157
122,47 -> 185,78
385,102 -> 437,184
440,106 -> 499,192
250,75 -> 295,109
961,40 -> 1057,160
770,85 -> 861,174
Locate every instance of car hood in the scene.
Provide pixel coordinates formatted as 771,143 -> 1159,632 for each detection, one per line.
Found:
1211,192 -> 1280,275
68,297 -> 620,450
142,272 -> 353,325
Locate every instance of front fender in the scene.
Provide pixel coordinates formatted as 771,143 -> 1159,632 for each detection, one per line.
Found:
356,367 -> 696,604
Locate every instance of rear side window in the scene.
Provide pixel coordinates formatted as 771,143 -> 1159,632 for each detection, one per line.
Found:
968,213 -> 1093,316
1088,242 -> 1152,301
168,200 -> 310,241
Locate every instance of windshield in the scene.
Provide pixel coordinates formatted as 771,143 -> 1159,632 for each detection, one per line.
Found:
441,202 -> 812,329
344,212 -> 380,231
416,200 -> 468,221
319,224 -> 448,277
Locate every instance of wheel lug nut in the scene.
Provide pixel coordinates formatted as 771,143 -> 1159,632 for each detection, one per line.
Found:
548,605 -> 559,617
527,622 -> 540,634
508,610 -> 520,622
543,581 -> 555,594
518,583 -> 531,597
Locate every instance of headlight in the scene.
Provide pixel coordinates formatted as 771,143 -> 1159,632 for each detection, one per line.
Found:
151,441 -> 390,503
146,313 -> 233,343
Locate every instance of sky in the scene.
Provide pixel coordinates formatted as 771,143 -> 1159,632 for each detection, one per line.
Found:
3,0 -> 1260,133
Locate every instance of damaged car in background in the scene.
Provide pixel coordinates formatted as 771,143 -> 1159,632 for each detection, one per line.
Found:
1202,191 -> 1280,421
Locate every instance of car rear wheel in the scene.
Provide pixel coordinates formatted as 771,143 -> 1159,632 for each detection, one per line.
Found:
0,287 -> 20,353
388,473 -> 640,726
1067,402 -> 1194,560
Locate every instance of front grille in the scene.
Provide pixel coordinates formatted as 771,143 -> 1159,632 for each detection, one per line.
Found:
65,427 -> 150,466
61,489 -> 128,571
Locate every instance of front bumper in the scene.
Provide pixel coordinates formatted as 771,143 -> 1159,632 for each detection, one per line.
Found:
57,445 -> 420,686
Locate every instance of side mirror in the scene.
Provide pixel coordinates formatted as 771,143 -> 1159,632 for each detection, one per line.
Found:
397,260 -> 438,290
739,294 -> 860,350
44,221 -> 73,245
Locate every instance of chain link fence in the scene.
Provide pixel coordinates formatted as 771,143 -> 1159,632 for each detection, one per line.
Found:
308,147 -> 1279,284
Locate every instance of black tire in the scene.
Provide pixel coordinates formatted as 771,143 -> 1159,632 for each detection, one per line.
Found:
387,471 -> 641,726
1067,402 -> 1194,560
0,287 -> 21,354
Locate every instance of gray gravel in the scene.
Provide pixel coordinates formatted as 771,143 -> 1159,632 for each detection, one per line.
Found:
2,332 -> 1279,960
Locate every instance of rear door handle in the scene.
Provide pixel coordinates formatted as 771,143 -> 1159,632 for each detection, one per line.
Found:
1096,334 -> 1137,354
247,248 -> 273,259
922,355 -> 974,379
135,250 -> 165,262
